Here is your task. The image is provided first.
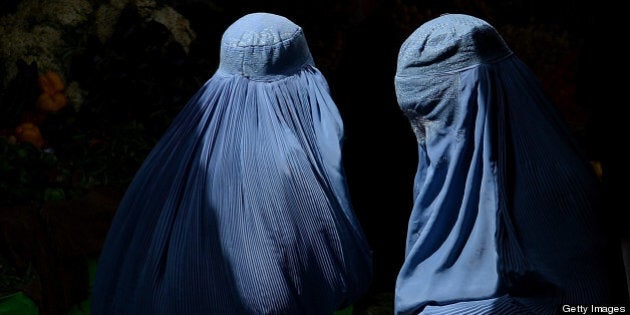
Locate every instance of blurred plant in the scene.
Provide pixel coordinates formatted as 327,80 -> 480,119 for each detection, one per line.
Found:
14,123 -> 44,149
0,138 -> 65,205
36,71 -> 69,113
0,0 -> 207,207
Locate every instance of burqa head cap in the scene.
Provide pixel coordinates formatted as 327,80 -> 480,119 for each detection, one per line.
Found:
395,14 -> 513,113
396,13 -> 512,76
218,12 -> 314,80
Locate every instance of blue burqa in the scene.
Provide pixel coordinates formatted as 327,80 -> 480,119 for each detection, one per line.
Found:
91,12 -> 372,315
394,14 -> 627,314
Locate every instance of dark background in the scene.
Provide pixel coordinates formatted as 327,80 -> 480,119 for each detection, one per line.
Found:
1,0 -> 626,314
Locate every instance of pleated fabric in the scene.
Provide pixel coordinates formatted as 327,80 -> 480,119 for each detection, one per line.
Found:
91,12 -> 372,315
394,14 -> 626,315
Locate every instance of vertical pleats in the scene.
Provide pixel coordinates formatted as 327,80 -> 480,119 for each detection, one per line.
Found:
91,66 -> 372,315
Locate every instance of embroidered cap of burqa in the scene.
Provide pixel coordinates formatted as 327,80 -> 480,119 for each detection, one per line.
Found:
91,12 -> 372,315
394,14 -> 627,315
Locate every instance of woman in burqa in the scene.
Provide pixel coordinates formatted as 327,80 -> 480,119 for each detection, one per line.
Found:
394,14 -> 628,314
91,12 -> 372,314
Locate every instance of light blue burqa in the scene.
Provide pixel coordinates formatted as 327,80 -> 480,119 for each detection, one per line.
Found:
91,12 -> 372,314
394,14 -> 625,315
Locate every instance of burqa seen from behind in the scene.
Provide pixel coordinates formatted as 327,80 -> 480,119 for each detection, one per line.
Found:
91,12 -> 373,315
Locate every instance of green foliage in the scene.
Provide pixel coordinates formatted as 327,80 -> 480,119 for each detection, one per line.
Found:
0,292 -> 38,315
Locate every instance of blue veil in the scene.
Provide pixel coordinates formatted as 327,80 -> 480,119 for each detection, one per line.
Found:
394,14 -> 626,314
91,12 -> 372,315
